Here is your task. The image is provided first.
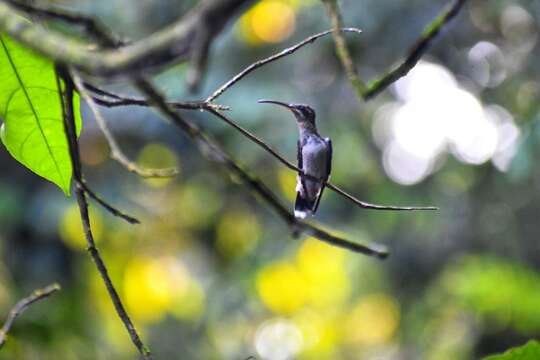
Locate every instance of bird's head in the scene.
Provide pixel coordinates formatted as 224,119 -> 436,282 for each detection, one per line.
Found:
258,99 -> 316,126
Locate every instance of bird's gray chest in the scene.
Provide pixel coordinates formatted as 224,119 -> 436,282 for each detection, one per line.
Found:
301,137 -> 328,178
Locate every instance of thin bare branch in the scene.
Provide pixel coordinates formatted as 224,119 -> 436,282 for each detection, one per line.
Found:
0,283 -> 60,349
205,27 -> 362,103
323,0 -> 365,97
72,72 -> 179,178
78,181 -> 140,224
133,76 -> 388,258
56,67 -> 152,359
83,83 -> 230,111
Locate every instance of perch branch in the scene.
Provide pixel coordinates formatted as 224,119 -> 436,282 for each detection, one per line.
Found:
56,67 -> 152,359
206,108 -> 437,211
0,283 -> 60,349
133,76 -> 388,258
72,72 -> 179,178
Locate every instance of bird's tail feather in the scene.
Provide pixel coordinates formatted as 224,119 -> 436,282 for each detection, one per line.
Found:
294,192 -> 316,219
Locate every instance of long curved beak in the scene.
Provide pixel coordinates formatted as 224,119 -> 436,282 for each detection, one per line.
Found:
257,99 -> 294,111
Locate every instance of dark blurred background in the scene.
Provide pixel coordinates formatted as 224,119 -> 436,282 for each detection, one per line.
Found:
1,0 -> 539,359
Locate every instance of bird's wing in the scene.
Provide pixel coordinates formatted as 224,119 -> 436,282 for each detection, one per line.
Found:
297,139 -> 303,169
313,138 -> 332,212
325,137 -> 332,180
297,139 -> 308,195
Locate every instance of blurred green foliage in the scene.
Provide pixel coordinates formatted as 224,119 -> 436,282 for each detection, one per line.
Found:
484,340 -> 540,360
0,0 -> 540,359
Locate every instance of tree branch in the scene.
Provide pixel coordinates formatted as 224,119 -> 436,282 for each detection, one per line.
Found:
0,283 -> 60,349
323,0 -> 366,97
83,83 -> 229,111
72,72 -> 179,178
78,181 -> 140,224
56,67 -> 152,359
323,0 -> 468,100
0,0 -> 254,76
4,0 -> 123,48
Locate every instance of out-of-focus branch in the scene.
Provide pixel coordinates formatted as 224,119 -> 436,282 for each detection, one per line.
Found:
323,0 -> 365,97
72,72 -> 179,178
206,28 -> 362,103
78,181 -> 140,224
363,0 -> 468,99
4,0 -> 123,48
56,67 -> 152,359
133,76 -> 389,258
0,0 -> 254,76
0,283 -> 60,349
323,0 -> 468,100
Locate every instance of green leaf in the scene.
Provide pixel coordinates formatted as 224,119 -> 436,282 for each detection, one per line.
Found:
483,340 -> 540,360
0,34 -> 81,195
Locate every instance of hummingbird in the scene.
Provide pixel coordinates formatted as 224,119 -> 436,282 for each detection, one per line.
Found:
258,99 -> 332,219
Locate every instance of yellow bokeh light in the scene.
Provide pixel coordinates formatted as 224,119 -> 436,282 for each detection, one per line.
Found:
277,168 -> 297,201
123,256 -> 205,324
59,204 -> 104,251
177,183 -> 222,229
294,310 -> 339,359
345,294 -> 400,346
171,280 -> 205,321
297,238 -> 350,309
124,256 -> 173,323
216,208 -> 260,258
256,261 -> 307,314
137,143 -> 179,187
238,0 -> 296,45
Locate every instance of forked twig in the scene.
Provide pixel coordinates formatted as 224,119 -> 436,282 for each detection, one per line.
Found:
83,82 -> 230,111
78,181 -> 140,224
323,0 -> 468,99
0,283 -> 60,349
363,0 -> 468,99
72,72 -> 179,178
